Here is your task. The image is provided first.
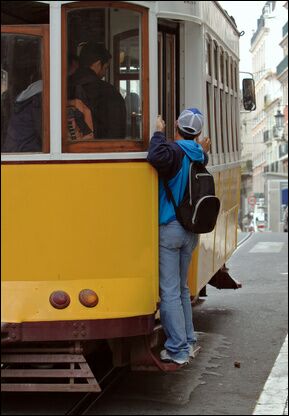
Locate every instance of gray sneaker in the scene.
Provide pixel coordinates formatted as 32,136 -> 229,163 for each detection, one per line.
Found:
160,349 -> 189,365
189,343 -> 201,358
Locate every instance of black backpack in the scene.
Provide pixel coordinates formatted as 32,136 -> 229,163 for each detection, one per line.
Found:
164,161 -> 220,234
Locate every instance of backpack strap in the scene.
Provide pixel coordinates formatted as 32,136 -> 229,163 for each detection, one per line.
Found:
163,155 -> 193,214
163,179 -> 178,212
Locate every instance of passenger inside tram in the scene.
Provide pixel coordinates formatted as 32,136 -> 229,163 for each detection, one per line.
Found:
67,42 -> 127,140
1,33 -> 44,153
2,77 -> 42,153
68,53 -> 79,77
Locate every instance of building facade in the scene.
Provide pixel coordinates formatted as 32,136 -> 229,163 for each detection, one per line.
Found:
249,1 -> 288,230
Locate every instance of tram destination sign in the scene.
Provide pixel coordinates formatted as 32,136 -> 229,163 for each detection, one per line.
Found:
157,1 -> 199,18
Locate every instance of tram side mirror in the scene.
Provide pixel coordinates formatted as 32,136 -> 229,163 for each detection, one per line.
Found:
242,78 -> 256,111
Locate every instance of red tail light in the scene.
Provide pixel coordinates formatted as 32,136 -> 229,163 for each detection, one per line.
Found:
79,289 -> 99,307
49,291 -> 70,309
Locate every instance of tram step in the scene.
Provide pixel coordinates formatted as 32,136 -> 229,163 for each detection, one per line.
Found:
1,350 -> 101,393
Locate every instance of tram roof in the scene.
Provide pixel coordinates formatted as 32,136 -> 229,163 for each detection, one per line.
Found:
1,1 -> 49,24
1,0 -> 240,57
2,1 -> 240,34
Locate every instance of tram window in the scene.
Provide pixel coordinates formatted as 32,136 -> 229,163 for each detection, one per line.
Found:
206,82 -> 212,143
158,32 -> 163,115
157,23 -> 179,142
235,104 -> 239,152
234,65 -> 238,92
220,94 -> 225,154
63,3 -> 148,153
231,99 -> 235,153
225,54 -> 230,89
205,38 -> 211,77
225,92 -> 231,154
213,41 -> 218,81
164,32 -> 176,140
115,30 -> 141,140
214,87 -> 219,154
1,33 -> 45,153
220,49 -> 224,85
230,61 -> 234,91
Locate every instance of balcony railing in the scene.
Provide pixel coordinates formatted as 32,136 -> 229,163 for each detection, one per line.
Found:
282,21 -> 288,38
277,55 -> 288,76
263,130 -> 271,143
264,162 -> 279,173
251,17 -> 265,45
241,160 -> 253,175
279,142 -> 288,159
273,125 -> 279,138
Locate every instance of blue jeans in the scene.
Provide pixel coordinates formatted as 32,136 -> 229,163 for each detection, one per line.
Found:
159,220 -> 198,361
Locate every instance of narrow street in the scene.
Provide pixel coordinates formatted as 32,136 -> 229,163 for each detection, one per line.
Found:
86,232 -> 287,415
2,232 -> 287,415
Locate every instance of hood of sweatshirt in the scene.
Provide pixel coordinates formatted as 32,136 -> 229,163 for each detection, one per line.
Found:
175,139 -> 204,163
16,80 -> 42,103
13,80 -> 42,114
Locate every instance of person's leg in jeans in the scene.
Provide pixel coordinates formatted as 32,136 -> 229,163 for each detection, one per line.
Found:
159,221 -> 190,361
180,232 -> 199,346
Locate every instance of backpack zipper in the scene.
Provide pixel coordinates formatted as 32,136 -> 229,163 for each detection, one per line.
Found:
195,173 -> 212,178
192,195 -> 215,224
189,166 -> 212,205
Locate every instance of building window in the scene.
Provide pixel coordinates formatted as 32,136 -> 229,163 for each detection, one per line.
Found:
62,2 -> 149,153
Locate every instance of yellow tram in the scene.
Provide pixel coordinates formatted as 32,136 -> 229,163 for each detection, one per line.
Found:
1,1 -> 255,391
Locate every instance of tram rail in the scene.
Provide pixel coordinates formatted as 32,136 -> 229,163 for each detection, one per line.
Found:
65,366 -> 129,415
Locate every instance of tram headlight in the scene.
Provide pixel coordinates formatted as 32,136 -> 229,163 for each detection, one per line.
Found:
49,290 -> 71,309
79,289 -> 99,307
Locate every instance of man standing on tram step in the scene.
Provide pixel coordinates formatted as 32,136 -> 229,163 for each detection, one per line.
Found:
68,42 -> 126,139
147,108 -> 211,365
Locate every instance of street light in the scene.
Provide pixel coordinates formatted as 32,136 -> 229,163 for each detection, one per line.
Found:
274,109 -> 285,130
274,108 -> 286,142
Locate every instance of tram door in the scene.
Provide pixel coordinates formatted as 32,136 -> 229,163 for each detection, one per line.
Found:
158,21 -> 179,141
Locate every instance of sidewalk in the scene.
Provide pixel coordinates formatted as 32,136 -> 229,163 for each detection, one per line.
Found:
237,230 -> 288,415
253,334 -> 288,415
237,230 -> 252,246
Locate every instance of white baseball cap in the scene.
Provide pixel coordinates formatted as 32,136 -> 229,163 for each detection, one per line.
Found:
177,108 -> 204,136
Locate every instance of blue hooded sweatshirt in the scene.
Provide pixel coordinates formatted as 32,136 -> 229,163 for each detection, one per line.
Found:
147,131 -> 207,225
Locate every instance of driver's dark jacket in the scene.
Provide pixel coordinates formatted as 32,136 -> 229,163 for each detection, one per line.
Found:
68,67 -> 126,139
